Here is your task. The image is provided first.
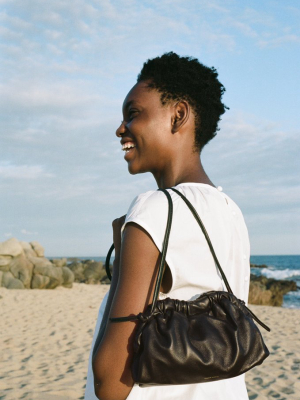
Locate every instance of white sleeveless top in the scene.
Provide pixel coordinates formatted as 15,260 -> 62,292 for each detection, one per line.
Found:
85,183 -> 250,400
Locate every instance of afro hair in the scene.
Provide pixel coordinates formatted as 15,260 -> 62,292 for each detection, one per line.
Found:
137,52 -> 228,151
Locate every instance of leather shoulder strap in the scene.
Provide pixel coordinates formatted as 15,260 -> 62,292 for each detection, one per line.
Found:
150,188 -> 173,312
170,187 -> 233,294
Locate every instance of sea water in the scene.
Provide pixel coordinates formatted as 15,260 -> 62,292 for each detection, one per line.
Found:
65,255 -> 300,309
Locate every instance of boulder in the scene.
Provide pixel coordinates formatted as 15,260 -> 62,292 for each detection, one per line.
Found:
68,261 -> 85,282
31,274 -> 50,289
20,241 -> 32,250
30,241 -> 44,257
9,254 -> 34,288
250,263 -> 268,269
0,238 -> 23,257
248,281 -> 274,305
51,258 -> 67,268
62,266 -> 74,288
33,264 -> 63,288
7,278 -> 24,289
20,242 -> 38,258
0,270 -> 3,286
28,256 -> 53,268
249,274 -> 297,306
2,271 -> 15,287
0,256 -> 13,271
83,261 -> 105,284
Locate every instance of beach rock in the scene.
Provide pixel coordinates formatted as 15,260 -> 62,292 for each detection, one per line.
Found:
51,258 -> 67,268
33,264 -> 63,288
2,271 -> 15,287
9,254 -> 34,288
83,261 -> 106,284
20,241 -> 38,258
1,270 -> 24,289
68,261 -> 85,282
28,256 -> 53,268
30,241 -> 44,257
20,241 -> 31,250
0,256 -> 13,271
248,281 -> 273,305
249,274 -> 297,306
31,274 -> 50,289
250,263 -> 268,269
0,238 -> 23,257
7,278 -> 24,289
62,266 -> 74,288
0,239 -> 74,290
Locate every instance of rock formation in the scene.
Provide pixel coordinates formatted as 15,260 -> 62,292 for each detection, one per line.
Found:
248,274 -> 297,306
250,263 -> 269,269
67,260 -> 109,284
0,238 -> 74,289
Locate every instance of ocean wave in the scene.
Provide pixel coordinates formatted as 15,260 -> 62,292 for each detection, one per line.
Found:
261,268 -> 300,280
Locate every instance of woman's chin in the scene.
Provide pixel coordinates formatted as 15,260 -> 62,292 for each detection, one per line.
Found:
127,163 -> 140,175
127,161 -> 148,175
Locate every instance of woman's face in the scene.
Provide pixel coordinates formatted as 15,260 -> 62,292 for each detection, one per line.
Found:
116,81 -> 176,175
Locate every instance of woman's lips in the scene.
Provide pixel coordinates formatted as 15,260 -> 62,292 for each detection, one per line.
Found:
124,146 -> 136,160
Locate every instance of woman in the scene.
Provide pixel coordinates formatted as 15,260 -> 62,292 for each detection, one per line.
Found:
85,52 -> 250,400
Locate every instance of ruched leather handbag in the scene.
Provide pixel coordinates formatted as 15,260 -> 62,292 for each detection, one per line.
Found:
105,187 -> 270,386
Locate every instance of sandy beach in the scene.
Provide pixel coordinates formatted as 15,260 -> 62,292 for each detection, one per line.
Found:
1,284 -> 299,400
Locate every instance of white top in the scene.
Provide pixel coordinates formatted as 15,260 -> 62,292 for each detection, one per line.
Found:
85,183 -> 250,400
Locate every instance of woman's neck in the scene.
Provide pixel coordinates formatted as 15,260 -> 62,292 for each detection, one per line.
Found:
153,155 -> 215,189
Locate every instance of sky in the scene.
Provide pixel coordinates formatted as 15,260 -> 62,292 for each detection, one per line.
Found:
0,0 -> 299,256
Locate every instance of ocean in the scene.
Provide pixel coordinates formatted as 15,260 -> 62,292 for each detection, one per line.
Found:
65,255 -> 300,309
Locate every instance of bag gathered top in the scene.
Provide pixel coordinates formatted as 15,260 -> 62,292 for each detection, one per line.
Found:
105,188 -> 270,386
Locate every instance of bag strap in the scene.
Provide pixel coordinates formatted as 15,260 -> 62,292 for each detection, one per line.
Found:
150,189 -> 173,313
169,188 -> 233,294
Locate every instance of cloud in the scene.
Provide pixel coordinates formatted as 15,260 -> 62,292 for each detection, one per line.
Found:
4,233 -> 12,237
21,229 -> 38,235
0,163 -> 54,179
0,80 -> 102,117
258,34 -> 300,48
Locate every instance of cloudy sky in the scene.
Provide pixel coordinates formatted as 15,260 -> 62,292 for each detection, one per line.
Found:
1,0 -> 299,256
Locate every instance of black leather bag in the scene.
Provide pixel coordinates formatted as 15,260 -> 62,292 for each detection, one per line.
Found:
105,188 -> 270,386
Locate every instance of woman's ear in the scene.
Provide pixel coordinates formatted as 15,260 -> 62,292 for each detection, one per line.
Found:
171,101 -> 190,133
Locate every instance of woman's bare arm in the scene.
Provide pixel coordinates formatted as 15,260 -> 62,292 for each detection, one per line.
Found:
92,222 -> 160,400
92,215 -> 126,358
92,256 -> 120,358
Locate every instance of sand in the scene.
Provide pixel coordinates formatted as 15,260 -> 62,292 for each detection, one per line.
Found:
0,284 -> 299,400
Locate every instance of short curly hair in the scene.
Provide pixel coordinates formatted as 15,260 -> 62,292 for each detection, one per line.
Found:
137,52 -> 228,151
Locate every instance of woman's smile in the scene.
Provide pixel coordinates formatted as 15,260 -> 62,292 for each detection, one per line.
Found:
121,140 -> 137,160
123,145 -> 136,160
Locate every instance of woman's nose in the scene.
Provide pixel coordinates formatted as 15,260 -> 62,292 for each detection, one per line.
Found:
116,121 -> 126,137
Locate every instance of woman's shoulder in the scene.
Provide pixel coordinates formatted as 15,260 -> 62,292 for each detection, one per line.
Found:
175,183 -> 245,218
126,189 -> 168,217
121,189 -> 170,236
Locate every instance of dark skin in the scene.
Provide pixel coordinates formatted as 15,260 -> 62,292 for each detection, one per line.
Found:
92,81 -> 215,400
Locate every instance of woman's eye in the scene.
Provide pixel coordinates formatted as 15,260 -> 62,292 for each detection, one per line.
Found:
128,109 -> 138,119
